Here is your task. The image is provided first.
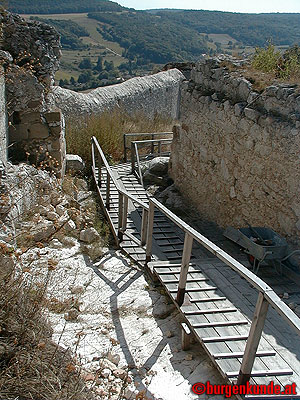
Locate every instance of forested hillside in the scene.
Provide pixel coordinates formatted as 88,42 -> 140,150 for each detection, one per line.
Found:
31,17 -> 89,49
155,10 -> 300,47
8,0 -> 127,14
88,11 -> 208,63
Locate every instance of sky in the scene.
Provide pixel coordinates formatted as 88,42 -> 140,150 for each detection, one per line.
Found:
116,0 -> 300,13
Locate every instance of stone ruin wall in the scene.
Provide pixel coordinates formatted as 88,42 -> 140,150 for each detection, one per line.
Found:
0,65 -> 7,163
0,10 -> 65,177
53,68 -> 184,119
169,59 -> 300,243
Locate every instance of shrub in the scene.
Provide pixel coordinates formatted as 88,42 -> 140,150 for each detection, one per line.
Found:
251,42 -> 281,73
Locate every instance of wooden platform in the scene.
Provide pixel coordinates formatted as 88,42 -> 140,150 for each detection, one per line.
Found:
91,137 -> 300,397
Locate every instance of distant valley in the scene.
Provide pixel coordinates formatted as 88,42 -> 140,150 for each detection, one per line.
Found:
8,0 -> 300,91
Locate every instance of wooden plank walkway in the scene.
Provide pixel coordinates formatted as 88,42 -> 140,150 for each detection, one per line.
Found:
92,138 -> 300,397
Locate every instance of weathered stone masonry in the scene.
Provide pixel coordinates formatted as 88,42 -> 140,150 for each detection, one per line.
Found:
169,59 -> 300,242
0,65 -> 7,163
1,10 -> 66,177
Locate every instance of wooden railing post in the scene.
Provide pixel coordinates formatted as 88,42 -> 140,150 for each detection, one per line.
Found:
122,196 -> 128,233
105,174 -> 110,210
118,193 -> 124,242
123,134 -> 127,162
145,201 -> 155,264
158,140 -> 161,155
98,153 -> 102,187
151,134 -> 154,154
131,142 -> 135,174
176,233 -> 193,306
237,292 -> 269,385
141,208 -> 148,246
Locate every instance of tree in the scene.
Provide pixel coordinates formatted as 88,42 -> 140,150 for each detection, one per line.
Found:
70,76 -> 76,85
104,60 -> 114,72
78,70 -> 92,83
94,56 -> 103,72
79,57 -> 92,70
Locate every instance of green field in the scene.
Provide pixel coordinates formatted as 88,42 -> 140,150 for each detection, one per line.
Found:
22,13 -> 127,83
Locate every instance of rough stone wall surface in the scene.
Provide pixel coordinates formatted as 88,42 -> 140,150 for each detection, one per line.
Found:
1,10 -> 65,177
52,69 -> 184,118
170,58 -> 300,242
0,66 -> 7,163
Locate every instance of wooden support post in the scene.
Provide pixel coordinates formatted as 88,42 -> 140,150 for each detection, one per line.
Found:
131,142 -> 135,174
176,233 -> 193,306
118,193 -> 124,242
98,154 -> 102,187
151,134 -> 154,154
145,201 -> 155,264
123,134 -> 127,162
141,209 -> 148,246
105,174 -> 110,210
91,141 -> 95,176
237,292 -> 269,385
158,141 -> 161,155
122,196 -> 128,233
181,323 -> 191,350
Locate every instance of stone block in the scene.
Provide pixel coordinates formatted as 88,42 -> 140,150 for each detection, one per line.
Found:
27,100 -> 42,109
20,112 -> 41,124
244,107 -> 260,123
28,123 -> 49,139
49,124 -> 62,136
66,154 -> 85,173
234,102 -> 245,117
44,110 -> 62,123
9,124 -> 29,142
50,138 -> 61,151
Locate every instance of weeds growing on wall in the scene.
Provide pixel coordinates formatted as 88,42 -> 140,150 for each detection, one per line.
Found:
251,43 -> 300,80
65,108 -> 174,168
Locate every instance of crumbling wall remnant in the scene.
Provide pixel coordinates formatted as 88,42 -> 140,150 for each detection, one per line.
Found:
0,10 -> 65,177
170,58 -> 300,242
0,65 -> 7,163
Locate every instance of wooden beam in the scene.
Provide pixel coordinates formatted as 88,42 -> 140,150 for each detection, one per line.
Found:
145,201 -> 155,264
190,297 -> 227,303
228,369 -> 293,378
118,193 -> 124,242
141,208 -> 148,246
193,320 -> 249,328
176,233 -> 193,306
184,308 -> 237,315
202,335 -> 248,343
181,323 -> 191,350
105,174 -> 110,210
237,292 -> 269,385
169,287 -> 217,293
213,351 -> 276,359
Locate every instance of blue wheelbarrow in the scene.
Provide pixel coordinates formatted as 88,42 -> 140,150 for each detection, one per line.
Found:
223,226 -> 300,274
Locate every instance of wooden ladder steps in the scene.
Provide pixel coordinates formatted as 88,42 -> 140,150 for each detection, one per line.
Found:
226,369 -> 293,378
161,278 -> 209,283
202,335 -> 249,343
153,263 -> 198,268
168,287 -> 217,293
154,235 -> 180,240
184,307 -> 237,315
162,248 -> 184,253
190,297 -> 227,303
159,242 -> 184,246
168,255 -> 195,260
213,350 -> 276,359
192,320 -> 249,329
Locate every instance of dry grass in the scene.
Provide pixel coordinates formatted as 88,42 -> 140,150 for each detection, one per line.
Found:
0,257 -> 92,400
65,108 -> 174,169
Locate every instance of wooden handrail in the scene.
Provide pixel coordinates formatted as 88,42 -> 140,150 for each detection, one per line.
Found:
92,134 -> 300,385
123,131 -> 173,162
